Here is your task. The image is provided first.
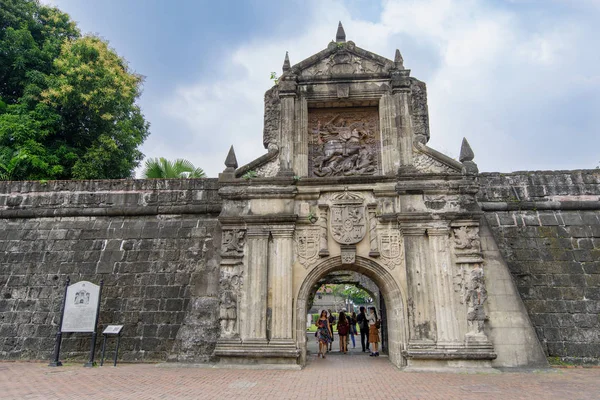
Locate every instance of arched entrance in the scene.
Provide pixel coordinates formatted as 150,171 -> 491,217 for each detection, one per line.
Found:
296,256 -> 408,368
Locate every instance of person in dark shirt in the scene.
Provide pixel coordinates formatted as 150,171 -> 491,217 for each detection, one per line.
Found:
356,306 -> 370,352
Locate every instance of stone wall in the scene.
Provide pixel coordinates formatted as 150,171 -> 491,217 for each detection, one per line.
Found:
479,170 -> 600,364
0,179 -> 222,362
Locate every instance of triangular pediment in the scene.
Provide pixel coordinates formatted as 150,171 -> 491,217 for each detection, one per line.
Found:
291,42 -> 394,79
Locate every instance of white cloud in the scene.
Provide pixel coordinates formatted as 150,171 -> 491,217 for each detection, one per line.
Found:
157,0 -> 600,177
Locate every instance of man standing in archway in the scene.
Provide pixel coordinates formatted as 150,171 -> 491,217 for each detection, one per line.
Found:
356,306 -> 370,353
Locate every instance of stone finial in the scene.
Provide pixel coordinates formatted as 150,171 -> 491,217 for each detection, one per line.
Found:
224,145 -> 238,171
394,49 -> 404,69
459,138 -> 479,175
336,21 -> 346,43
459,138 -> 475,162
282,51 -> 291,72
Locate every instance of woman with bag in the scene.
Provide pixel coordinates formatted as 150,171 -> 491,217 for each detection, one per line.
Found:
316,310 -> 333,358
337,311 -> 350,354
367,307 -> 380,357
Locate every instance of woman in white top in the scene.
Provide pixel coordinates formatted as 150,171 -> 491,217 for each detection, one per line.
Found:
367,307 -> 380,357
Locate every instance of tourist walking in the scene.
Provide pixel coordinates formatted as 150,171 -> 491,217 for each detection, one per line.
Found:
356,306 -> 370,352
349,311 -> 357,349
316,310 -> 333,358
367,307 -> 380,357
327,309 -> 336,352
337,311 -> 349,353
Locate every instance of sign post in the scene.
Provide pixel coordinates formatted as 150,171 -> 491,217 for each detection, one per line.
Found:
48,277 -> 70,367
100,325 -> 124,367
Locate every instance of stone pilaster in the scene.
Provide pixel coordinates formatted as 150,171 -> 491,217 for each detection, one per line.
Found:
278,94 -> 296,176
240,226 -> 269,343
427,227 -> 462,346
379,94 -> 400,175
294,97 -> 308,177
394,91 -> 414,166
269,225 -> 295,341
402,226 -> 435,346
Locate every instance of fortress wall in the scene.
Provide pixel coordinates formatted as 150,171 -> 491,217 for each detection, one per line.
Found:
0,179 -> 222,362
479,170 -> 600,364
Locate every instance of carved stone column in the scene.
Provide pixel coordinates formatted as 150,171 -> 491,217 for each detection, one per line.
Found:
402,226 -> 435,346
318,204 -> 329,257
240,226 -> 269,343
427,227 -> 462,347
269,225 -> 295,342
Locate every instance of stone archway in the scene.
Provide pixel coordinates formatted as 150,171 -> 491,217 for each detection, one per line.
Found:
296,256 -> 408,368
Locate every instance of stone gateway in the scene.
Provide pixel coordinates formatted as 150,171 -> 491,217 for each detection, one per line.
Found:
1,23 -> 599,369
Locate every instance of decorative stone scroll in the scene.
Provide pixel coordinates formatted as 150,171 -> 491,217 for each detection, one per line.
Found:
308,108 -> 380,177
329,191 -> 366,245
295,228 -> 320,269
378,229 -> 404,270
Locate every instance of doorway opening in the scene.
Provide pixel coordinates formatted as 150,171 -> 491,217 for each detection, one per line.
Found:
296,256 -> 407,368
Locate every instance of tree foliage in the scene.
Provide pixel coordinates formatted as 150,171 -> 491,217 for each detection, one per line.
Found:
142,157 -> 206,179
0,0 -> 149,180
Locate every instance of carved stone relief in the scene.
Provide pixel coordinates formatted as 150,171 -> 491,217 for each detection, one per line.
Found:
295,228 -> 320,269
367,204 -> 380,257
453,226 -> 481,252
301,51 -> 385,78
341,245 -> 356,264
219,268 -> 243,337
219,228 -> 246,338
378,229 -> 404,270
464,265 -> 488,336
329,191 -> 366,245
254,157 -> 280,178
308,107 -> 381,177
412,151 -> 456,174
221,229 -> 246,256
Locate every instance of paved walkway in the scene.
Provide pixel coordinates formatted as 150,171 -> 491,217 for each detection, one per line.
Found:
1,350 -> 599,400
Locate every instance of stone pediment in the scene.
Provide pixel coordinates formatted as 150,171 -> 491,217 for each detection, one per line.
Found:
412,143 -> 463,174
291,42 -> 394,80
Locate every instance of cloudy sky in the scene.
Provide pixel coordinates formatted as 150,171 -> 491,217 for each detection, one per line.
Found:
43,0 -> 600,177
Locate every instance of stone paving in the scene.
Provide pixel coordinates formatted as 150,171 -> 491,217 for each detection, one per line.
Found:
2,347 -> 599,400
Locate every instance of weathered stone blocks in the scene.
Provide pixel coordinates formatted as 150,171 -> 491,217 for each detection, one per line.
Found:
480,171 -> 600,365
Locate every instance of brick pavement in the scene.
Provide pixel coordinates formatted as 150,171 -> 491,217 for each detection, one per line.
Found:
1,353 -> 599,400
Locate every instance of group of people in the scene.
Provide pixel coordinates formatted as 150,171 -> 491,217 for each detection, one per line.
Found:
315,306 -> 380,358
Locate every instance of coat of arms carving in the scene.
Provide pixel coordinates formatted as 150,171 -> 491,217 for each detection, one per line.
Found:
295,228 -> 320,269
379,230 -> 404,269
329,191 -> 366,245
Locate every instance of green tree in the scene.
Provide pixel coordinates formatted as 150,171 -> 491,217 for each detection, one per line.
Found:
0,0 -> 149,180
142,157 -> 206,179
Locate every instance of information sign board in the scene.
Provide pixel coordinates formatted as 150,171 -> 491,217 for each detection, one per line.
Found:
61,281 -> 100,333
